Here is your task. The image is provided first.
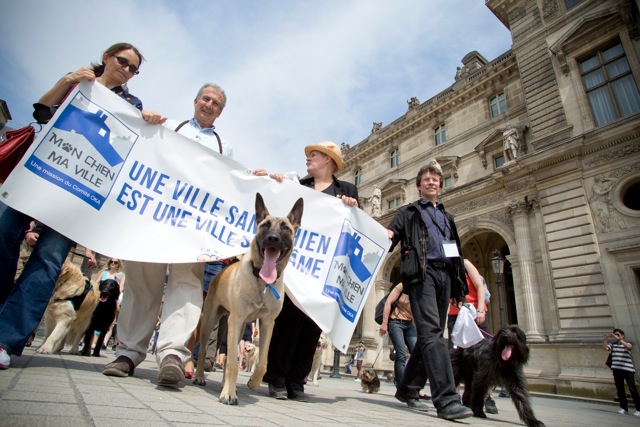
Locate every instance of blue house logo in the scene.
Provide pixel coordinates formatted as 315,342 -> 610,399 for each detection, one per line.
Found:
52,104 -> 124,167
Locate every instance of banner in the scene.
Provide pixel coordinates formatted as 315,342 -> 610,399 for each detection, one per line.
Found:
1,82 -> 390,351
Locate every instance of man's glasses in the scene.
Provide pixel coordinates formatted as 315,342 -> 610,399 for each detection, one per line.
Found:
113,56 -> 140,75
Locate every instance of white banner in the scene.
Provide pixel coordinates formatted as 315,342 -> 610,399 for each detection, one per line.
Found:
1,82 -> 390,351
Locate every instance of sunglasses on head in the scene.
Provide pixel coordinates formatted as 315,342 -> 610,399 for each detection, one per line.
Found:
113,55 -> 140,75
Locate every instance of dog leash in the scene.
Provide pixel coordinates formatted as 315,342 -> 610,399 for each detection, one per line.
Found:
370,344 -> 384,368
480,329 -> 494,339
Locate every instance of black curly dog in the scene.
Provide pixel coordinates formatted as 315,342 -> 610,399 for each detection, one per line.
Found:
450,325 -> 545,427
81,279 -> 120,357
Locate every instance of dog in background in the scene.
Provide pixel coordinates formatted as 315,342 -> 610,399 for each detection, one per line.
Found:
194,193 -> 303,405
81,278 -> 120,357
308,333 -> 329,386
244,342 -> 259,373
37,260 -> 99,354
450,324 -> 545,427
360,368 -> 380,393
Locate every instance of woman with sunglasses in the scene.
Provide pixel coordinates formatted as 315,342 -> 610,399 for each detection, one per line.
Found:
0,42 -> 163,370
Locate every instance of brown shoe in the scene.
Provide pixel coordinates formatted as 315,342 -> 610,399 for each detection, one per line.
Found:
158,354 -> 184,386
204,357 -> 216,372
103,356 -> 135,377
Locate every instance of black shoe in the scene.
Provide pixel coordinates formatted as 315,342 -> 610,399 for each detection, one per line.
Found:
103,355 -> 135,377
437,402 -> 473,420
268,383 -> 287,400
204,358 -> 216,372
395,390 -> 429,412
485,397 -> 498,414
288,390 -> 309,402
158,354 -> 184,386
498,389 -> 510,398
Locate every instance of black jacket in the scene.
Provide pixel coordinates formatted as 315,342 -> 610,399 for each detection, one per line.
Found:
299,175 -> 359,202
388,200 -> 468,301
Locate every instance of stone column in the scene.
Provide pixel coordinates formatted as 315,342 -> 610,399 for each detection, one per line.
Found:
508,197 -> 546,341
361,280 -> 391,342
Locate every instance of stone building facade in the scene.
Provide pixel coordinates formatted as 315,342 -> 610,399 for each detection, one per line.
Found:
336,0 -> 640,398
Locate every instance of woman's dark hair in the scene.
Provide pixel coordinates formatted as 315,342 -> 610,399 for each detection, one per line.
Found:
91,42 -> 144,77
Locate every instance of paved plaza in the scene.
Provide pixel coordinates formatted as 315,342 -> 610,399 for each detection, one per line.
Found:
0,337 -> 638,426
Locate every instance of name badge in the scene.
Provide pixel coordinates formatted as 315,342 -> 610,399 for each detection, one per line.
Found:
442,240 -> 460,258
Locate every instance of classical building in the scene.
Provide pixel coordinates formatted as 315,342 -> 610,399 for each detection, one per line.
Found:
336,0 -> 640,398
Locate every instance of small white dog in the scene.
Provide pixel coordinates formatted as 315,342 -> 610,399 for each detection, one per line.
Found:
244,342 -> 259,373
308,333 -> 329,386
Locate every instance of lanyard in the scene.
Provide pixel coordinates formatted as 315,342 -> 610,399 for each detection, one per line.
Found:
425,204 -> 449,238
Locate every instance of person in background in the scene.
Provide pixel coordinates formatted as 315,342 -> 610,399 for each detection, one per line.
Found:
604,329 -> 640,416
379,282 -> 415,386
354,340 -> 367,381
0,42 -> 162,370
255,140 -> 359,402
386,159 -> 472,420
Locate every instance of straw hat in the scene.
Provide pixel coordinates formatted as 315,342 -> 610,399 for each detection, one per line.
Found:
304,141 -> 344,172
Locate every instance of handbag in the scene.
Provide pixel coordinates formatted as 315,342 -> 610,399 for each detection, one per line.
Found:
0,125 -> 36,182
374,294 -> 398,325
605,352 -> 613,369
450,304 -> 484,348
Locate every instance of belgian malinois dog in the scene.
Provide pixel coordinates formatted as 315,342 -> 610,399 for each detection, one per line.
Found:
194,192 -> 303,405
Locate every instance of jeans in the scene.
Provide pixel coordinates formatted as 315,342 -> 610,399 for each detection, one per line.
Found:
0,202 -> 31,302
0,203 -> 73,355
398,264 -> 461,411
203,261 -> 225,292
388,319 -> 417,385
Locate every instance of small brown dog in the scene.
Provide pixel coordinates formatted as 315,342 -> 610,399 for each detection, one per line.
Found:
361,368 -> 380,393
194,193 -> 303,405
37,259 -> 99,354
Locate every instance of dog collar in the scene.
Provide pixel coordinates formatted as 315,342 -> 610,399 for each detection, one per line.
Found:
250,261 -> 281,299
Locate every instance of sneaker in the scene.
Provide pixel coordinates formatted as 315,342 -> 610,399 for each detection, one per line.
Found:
618,409 -> 628,415
268,383 -> 288,400
103,355 -> 135,377
0,346 -> 10,370
485,396 -> 498,414
158,354 -> 184,386
633,410 -> 640,417
437,401 -> 474,420
354,377 -> 360,381
395,390 -> 430,412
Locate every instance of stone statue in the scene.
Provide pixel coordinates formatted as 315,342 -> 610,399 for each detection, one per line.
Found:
503,126 -> 520,161
589,175 -> 626,232
455,66 -> 463,81
340,142 -> 350,156
370,185 -> 381,216
371,122 -> 382,134
407,97 -> 420,110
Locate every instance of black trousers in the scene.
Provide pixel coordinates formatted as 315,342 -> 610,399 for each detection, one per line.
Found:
613,368 -> 640,412
397,265 -> 461,411
263,295 -> 321,393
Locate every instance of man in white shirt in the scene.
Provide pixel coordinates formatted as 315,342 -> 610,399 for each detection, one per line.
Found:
103,83 -> 233,386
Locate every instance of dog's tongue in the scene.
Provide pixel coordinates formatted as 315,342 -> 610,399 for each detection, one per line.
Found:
502,344 -> 513,361
260,247 -> 280,283
100,296 -> 108,303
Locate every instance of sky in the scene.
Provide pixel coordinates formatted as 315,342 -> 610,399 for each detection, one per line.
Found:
0,0 -> 512,177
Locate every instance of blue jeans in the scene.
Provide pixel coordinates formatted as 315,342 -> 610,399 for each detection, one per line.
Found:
398,265 -> 460,411
0,203 -> 73,355
203,261 -> 225,292
388,319 -> 417,385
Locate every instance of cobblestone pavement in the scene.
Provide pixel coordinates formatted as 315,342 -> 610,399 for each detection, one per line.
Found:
0,337 -> 637,426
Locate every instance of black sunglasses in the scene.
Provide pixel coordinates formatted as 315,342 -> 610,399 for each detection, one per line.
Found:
109,260 -> 120,265
113,55 -> 140,75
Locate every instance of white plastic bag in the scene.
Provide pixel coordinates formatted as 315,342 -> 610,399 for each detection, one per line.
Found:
451,304 -> 484,348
